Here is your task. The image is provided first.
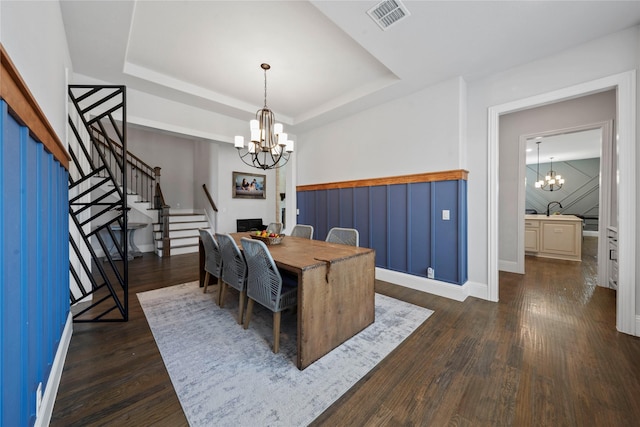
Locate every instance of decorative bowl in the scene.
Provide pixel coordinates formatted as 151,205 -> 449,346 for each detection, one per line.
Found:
249,234 -> 285,245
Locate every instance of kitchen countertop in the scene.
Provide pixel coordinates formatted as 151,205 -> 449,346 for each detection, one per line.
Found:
525,214 -> 582,221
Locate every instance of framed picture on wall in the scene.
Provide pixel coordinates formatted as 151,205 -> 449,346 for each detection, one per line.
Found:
232,171 -> 266,199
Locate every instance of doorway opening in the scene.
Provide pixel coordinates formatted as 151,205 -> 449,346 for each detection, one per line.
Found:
518,122 -> 614,290
487,70 -> 636,335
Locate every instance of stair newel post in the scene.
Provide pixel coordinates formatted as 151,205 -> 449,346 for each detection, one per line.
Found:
161,204 -> 171,257
153,167 -> 162,209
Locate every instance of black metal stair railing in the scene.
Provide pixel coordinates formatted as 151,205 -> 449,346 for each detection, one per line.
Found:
89,124 -> 156,205
68,85 -> 129,322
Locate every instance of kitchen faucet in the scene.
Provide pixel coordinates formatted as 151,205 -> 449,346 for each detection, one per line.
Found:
546,201 -> 563,216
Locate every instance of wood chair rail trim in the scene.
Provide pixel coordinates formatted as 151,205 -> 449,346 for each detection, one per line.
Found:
0,43 -> 70,169
296,169 -> 468,192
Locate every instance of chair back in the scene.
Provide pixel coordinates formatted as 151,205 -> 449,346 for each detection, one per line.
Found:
291,224 -> 313,239
266,222 -> 282,235
216,233 -> 247,292
325,227 -> 359,247
242,237 -> 293,312
199,229 -> 222,278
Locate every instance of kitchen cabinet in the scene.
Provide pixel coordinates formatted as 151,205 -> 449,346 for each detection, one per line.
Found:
524,219 -> 539,252
524,214 -> 582,261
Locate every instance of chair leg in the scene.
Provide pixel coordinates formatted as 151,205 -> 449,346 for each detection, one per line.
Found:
243,299 -> 254,330
238,290 -> 246,324
203,272 -> 210,293
273,311 -> 281,353
219,282 -> 227,308
216,280 -> 223,306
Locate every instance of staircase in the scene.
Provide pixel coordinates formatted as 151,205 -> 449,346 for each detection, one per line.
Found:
154,211 -> 210,256
88,124 -> 213,257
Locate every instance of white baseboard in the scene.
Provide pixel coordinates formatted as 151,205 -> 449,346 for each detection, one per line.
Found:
464,280 -> 491,300
375,268 -> 470,302
137,243 -> 155,253
35,312 -> 73,427
499,259 -> 523,274
583,230 -> 599,237
635,315 -> 640,337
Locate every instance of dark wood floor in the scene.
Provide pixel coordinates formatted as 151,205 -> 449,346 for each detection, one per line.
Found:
52,238 -> 640,426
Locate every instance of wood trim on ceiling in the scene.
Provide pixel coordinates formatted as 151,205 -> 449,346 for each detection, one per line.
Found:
0,43 -> 70,169
296,169 -> 468,192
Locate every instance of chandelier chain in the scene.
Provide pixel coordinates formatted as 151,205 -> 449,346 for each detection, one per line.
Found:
263,67 -> 268,108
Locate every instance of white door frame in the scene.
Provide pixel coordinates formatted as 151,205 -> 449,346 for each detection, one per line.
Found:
488,70 -> 636,335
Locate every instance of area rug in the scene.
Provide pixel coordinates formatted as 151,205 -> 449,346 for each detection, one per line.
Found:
138,281 -> 433,426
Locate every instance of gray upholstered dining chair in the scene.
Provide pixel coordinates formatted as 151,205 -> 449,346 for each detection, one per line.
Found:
241,237 -> 298,353
199,229 -> 223,299
325,227 -> 359,247
215,233 -> 248,324
290,224 -> 313,239
266,222 -> 282,235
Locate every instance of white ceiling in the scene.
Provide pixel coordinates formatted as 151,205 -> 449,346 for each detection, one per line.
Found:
59,1 -> 640,135
525,129 -> 602,165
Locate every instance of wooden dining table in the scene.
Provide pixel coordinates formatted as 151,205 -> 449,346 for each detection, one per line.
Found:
200,232 -> 376,369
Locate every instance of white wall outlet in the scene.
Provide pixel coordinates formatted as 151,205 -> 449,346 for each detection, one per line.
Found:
296,209 -> 300,215
427,267 -> 434,279
442,210 -> 450,220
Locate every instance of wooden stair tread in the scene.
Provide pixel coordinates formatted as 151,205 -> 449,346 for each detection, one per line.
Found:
167,243 -> 199,249
155,236 -> 199,242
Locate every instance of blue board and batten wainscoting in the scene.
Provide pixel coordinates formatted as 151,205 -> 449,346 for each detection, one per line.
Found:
1,46 -> 71,427
297,170 -> 468,285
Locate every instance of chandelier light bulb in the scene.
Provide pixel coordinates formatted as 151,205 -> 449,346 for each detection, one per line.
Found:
278,132 -> 288,146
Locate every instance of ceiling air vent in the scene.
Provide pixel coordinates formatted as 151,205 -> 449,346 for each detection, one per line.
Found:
367,0 -> 410,31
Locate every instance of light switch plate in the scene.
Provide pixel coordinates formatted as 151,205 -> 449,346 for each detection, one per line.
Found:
442,210 -> 450,220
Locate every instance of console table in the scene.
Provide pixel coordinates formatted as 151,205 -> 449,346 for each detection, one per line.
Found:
100,222 -> 148,261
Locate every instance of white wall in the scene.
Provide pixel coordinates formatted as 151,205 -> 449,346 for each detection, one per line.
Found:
466,25 -> 639,296
0,0 -> 72,142
296,76 -> 466,185
214,142 -> 278,233
128,126 -> 197,210
192,139 -> 280,235
194,140 -> 219,230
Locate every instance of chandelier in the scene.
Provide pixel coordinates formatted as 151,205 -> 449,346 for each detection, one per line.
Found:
234,63 -> 293,170
534,141 -> 564,191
